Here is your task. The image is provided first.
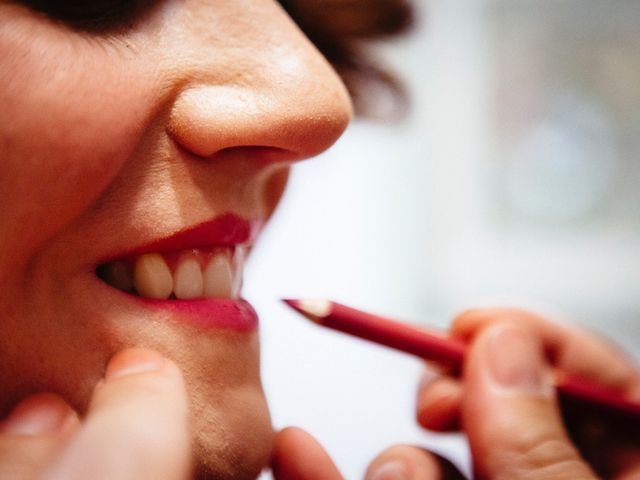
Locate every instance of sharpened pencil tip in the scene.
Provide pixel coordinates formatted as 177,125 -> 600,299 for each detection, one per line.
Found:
281,298 -> 332,318
281,298 -> 300,309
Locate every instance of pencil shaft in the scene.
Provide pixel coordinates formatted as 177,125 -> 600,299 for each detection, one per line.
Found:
325,302 -> 465,365
287,299 -> 640,424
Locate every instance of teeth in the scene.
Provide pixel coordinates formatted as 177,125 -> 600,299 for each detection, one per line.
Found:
133,254 -> 173,299
203,251 -> 233,299
174,253 -> 204,300
232,246 -> 245,297
101,247 -> 244,300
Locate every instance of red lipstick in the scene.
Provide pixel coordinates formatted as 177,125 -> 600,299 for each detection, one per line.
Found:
138,297 -> 259,331
95,213 -> 262,331
284,299 -> 640,425
125,213 -> 261,258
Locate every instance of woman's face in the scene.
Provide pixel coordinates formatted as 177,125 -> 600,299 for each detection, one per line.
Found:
0,0 -> 351,477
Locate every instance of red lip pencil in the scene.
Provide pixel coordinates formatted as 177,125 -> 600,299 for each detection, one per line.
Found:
283,298 -> 640,424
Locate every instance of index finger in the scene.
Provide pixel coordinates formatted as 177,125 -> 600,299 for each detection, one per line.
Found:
452,308 -> 640,400
42,348 -> 191,480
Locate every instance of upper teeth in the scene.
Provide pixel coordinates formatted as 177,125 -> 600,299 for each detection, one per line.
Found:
98,248 -> 244,300
173,253 -> 204,299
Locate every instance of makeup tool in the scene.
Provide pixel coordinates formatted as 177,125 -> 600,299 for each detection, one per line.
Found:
283,298 -> 640,423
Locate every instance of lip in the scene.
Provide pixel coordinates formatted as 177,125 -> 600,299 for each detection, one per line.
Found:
102,213 -> 262,262
91,280 -> 260,332
133,297 -> 259,331
94,212 -> 262,331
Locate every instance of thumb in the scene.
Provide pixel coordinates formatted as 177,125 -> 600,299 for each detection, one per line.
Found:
462,323 -> 597,480
43,348 -> 191,480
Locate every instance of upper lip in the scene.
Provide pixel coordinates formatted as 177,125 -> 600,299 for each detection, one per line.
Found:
99,213 -> 262,264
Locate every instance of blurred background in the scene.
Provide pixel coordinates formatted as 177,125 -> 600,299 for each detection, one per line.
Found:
253,1 -> 640,477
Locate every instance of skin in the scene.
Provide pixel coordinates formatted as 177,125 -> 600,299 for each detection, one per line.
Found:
0,0 -> 351,477
8,315 -> 637,480
2,1 -> 637,478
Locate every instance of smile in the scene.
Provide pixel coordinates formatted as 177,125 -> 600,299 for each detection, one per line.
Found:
96,213 -> 259,301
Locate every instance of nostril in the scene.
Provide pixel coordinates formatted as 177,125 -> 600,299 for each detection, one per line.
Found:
209,146 -> 299,165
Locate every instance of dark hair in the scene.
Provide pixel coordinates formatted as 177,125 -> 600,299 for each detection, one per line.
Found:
280,0 -> 414,119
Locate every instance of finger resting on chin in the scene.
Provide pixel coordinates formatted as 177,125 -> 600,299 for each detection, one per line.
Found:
0,393 -> 80,479
0,393 -> 79,437
0,436 -> 67,480
44,349 -> 192,480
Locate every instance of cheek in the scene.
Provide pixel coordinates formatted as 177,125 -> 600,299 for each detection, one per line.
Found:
0,26 -> 152,264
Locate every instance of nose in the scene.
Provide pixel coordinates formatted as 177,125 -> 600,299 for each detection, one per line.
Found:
162,1 -> 353,162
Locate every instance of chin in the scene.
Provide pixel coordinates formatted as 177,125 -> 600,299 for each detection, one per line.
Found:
190,384 -> 274,479
123,332 -> 275,480
146,327 -> 276,480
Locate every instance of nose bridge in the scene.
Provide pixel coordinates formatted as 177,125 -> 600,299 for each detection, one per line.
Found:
162,1 -> 353,160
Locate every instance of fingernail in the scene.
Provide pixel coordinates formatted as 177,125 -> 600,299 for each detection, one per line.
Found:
369,461 -> 411,480
105,348 -> 165,380
0,394 -> 73,436
485,323 -> 551,396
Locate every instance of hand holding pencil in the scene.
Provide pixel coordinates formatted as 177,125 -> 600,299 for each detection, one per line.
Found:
424,307 -> 640,480
285,300 -> 640,480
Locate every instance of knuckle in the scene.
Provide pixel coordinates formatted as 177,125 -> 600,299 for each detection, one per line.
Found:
504,436 -> 595,479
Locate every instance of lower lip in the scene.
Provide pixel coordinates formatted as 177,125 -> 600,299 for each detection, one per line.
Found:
91,263 -> 258,331
132,297 -> 259,331
93,273 -> 259,331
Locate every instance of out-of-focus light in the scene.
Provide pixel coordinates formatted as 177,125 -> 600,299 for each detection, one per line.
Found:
505,89 -> 618,222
